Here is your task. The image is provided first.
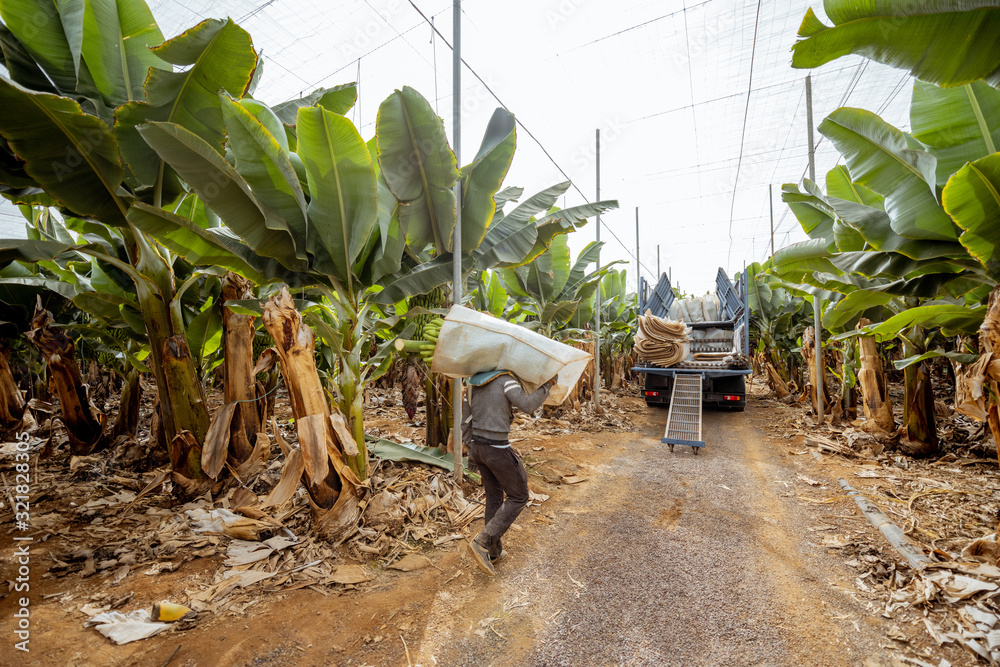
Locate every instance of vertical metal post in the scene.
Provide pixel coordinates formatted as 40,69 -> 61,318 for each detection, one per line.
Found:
806,74 -> 816,182
768,183 -> 774,256
814,296 -> 824,422
806,74 -> 822,421
635,207 -> 640,296
594,129 -> 601,410
451,0 -> 463,481
657,244 -> 660,278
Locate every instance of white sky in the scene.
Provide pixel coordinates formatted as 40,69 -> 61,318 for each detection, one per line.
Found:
0,0 -> 913,294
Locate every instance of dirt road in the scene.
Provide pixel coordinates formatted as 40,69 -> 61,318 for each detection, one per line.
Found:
7,396 -> 940,666
411,401 -> 898,667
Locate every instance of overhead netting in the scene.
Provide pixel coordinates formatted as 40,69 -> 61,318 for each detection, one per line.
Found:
634,310 -> 691,367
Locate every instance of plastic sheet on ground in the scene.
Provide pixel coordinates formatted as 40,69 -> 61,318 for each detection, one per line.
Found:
84,609 -> 169,644
430,306 -> 591,405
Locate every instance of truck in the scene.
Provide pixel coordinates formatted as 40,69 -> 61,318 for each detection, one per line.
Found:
632,268 -> 751,452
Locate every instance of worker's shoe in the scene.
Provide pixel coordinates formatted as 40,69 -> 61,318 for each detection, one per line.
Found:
490,550 -> 508,564
467,538 -> 495,576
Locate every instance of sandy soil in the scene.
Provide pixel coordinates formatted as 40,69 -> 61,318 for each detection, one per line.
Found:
1,392 -> 974,666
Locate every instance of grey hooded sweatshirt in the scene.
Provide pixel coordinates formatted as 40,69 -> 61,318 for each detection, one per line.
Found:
462,375 -> 551,443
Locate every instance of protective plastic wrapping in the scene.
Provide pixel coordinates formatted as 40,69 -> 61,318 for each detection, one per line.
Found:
430,306 -> 591,405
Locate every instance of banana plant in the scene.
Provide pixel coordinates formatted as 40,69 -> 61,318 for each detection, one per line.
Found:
499,234 -> 620,337
0,3 -> 267,496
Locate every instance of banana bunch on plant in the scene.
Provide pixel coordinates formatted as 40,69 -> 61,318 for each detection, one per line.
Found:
395,316 -> 442,365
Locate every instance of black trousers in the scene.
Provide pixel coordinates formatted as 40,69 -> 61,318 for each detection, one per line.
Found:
468,439 -> 530,558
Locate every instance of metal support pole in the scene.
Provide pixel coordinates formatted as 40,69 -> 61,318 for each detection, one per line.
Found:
594,129 -> 601,410
814,297 -> 824,422
635,207 -> 640,296
806,74 -> 816,182
451,0 -> 463,481
657,244 -> 660,278
769,183 -> 775,256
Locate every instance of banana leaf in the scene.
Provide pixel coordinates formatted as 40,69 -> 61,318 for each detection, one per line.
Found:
819,107 -> 958,242
861,303 -> 988,341
791,4 -> 1000,89
942,152 -> 1000,280
460,108 -> 516,253
0,0 -> 79,93
369,438 -> 473,477
911,81 -> 1000,184
78,0 -> 165,105
114,18 -> 258,187
893,348 -> 978,370
220,94 -> 309,254
825,196 -> 966,260
126,202 -> 268,282
272,83 -> 357,124
297,105 -> 379,285
136,121 -> 303,270
376,86 -> 458,252
0,79 -> 127,225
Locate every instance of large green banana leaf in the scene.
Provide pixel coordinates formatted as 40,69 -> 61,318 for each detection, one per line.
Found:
136,121 -> 302,269
272,83 -> 357,124
519,200 -> 619,266
0,0 -> 79,92
825,197 -> 965,259
460,108 -> 515,253
942,151 -> 1000,280
770,238 -> 841,277
374,253 -> 459,304
361,138 -> 405,285
0,78 -> 127,225
911,81 -> 1000,184
791,3 -> 1000,89
781,181 -> 836,244
823,290 -> 896,332
825,165 -> 884,208
819,107 -> 958,241
471,182 -> 572,269
220,94 -> 308,254
482,270 -> 509,317
115,18 -> 257,187
126,202 -> 268,282
858,303 -> 988,341
297,105 -> 378,286
78,0 -> 165,105
0,23 -> 60,93
376,86 -> 458,251
562,240 -> 604,298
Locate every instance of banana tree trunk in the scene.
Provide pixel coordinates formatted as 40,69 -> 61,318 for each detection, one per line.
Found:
111,369 -> 142,439
128,232 -> 211,494
222,272 -> 260,463
0,340 -> 26,434
978,286 -> 1000,465
900,333 -> 938,456
263,287 -> 362,543
856,318 -> 895,432
25,304 -> 105,454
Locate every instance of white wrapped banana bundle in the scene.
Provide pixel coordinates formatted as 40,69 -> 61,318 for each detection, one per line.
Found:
634,310 -> 692,367
429,306 -> 591,406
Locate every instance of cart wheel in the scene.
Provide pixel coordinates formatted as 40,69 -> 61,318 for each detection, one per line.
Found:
692,446 -> 699,455
668,444 -> 674,452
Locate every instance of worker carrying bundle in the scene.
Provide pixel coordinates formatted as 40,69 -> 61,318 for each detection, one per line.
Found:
634,309 -> 692,367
